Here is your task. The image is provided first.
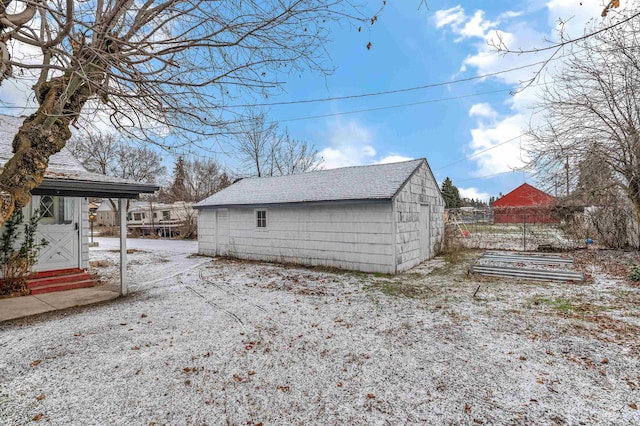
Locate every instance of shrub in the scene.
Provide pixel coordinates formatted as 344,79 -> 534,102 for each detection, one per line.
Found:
629,265 -> 640,282
442,224 -> 466,264
0,210 -> 49,296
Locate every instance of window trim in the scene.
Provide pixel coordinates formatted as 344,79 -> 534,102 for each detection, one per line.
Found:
255,209 -> 268,230
40,195 -> 55,218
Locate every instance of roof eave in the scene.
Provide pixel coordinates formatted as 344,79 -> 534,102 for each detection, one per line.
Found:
194,197 -> 392,210
34,178 -> 159,199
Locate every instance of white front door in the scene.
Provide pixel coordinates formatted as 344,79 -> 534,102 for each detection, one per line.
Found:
33,196 -> 80,272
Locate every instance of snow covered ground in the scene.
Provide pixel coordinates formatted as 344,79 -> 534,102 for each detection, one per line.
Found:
1,241 -> 640,425
87,237 -> 207,291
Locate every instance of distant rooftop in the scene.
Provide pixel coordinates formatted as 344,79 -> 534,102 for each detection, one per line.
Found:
196,159 -> 426,208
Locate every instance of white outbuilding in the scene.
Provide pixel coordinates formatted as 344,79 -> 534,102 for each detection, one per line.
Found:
195,159 -> 444,274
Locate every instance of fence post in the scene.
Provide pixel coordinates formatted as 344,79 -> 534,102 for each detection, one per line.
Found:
523,210 -> 527,251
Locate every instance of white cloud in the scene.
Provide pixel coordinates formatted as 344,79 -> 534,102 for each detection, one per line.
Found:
0,38 -> 42,115
433,6 -> 466,29
460,10 -> 496,39
462,26 -> 546,85
467,112 -> 528,176
468,103 -> 497,118
318,120 -> 413,169
432,6 -> 501,42
376,154 -> 413,164
545,0 -> 601,32
498,10 -> 523,20
318,120 -> 377,169
432,2 -> 596,182
459,186 -> 490,202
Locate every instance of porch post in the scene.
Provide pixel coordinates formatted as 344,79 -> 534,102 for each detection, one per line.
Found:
119,198 -> 128,296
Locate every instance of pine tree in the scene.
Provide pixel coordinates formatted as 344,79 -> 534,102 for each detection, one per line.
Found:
169,156 -> 189,201
441,177 -> 463,209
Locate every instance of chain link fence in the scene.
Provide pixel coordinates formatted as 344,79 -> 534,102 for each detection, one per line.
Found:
445,206 -> 586,252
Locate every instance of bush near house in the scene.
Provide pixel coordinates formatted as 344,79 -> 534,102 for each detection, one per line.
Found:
0,210 -> 48,296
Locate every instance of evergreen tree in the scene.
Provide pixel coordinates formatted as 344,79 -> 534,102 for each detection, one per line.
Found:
441,177 -> 463,209
169,156 -> 189,201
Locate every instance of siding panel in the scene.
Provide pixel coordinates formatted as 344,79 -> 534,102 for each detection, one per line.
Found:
199,202 -> 395,273
394,162 -> 445,272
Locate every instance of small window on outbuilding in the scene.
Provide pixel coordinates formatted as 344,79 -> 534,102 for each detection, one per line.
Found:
162,211 -> 171,220
256,210 -> 267,228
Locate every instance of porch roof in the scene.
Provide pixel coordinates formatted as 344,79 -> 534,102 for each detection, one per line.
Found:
1,114 -> 158,198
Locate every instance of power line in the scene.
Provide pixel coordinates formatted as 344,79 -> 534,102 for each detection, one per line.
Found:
454,169 -> 522,183
434,134 -> 523,171
499,10 -> 640,55
278,87 -> 530,123
227,59 -> 563,108
0,38 -> 617,116
2,83 -> 546,125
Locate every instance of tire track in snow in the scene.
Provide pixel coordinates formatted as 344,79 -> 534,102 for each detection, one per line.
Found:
185,284 -> 246,330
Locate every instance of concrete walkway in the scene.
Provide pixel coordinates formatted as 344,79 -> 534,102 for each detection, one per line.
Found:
0,287 -> 119,322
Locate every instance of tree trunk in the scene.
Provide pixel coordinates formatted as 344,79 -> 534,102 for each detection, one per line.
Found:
0,60 -> 104,225
629,178 -> 640,249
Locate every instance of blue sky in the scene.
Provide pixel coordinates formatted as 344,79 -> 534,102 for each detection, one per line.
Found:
243,0 -> 604,201
0,1 -> 609,200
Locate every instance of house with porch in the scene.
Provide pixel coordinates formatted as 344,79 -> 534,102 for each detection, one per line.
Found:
1,114 -> 158,295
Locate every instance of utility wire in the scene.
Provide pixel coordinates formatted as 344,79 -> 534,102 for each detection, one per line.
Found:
1,84 -> 546,125
434,134 -> 523,171
0,52 -> 567,112
227,59 -> 562,108
278,85 -> 546,123
454,169 -> 522,183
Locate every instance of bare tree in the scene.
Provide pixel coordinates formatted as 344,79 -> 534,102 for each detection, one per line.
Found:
162,156 -> 230,202
490,1 -> 634,92
0,0 -> 383,224
273,130 -> 322,176
66,132 -> 118,175
236,112 -> 279,177
236,111 -> 321,177
68,132 -> 165,222
68,133 -> 165,183
573,146 -> 618,206
526,8 -> 640,247
182,158 -> 231,202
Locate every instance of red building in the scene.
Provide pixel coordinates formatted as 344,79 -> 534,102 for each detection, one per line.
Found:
493,183 -> 558,224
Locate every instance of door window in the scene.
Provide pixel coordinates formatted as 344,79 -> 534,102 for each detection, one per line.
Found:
38,196 -> 74,225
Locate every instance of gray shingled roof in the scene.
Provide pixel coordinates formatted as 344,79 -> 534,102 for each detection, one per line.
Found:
195,159 -> 425,208
1,114 -> 158,197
